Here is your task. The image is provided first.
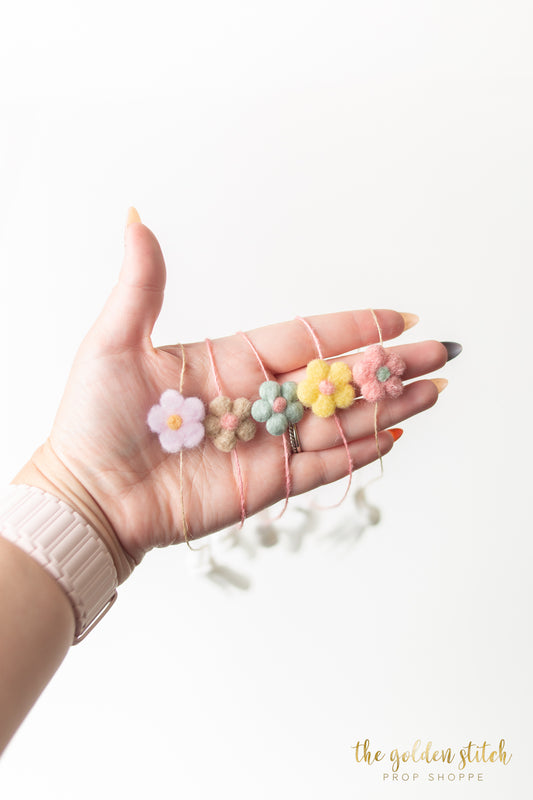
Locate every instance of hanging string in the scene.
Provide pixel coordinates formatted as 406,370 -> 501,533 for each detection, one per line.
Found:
205,338 -> 247,529
238,330 -> 292,520
349,308 -> 387,525
368,308 -> 384,480
175,343 -> 199,551
295,316 -> 354,508
369,308 -> 384,346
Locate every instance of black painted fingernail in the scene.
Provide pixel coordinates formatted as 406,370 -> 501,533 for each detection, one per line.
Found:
441,341 -> 463,361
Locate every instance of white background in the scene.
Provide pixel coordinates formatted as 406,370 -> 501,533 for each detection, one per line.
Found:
0,1 -> 531,797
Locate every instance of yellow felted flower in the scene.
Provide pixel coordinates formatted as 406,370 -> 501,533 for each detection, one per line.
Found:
297,359 -> 355,418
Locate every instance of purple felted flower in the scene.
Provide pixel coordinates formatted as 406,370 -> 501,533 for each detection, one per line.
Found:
147,389 -> 205,453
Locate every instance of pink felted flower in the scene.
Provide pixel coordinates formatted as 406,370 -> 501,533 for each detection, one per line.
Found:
147,389 -> 205,453
352,345 -> 406,403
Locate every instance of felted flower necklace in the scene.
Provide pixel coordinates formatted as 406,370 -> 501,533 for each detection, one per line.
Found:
146,310 -> 407,550
146,343 -> 205,549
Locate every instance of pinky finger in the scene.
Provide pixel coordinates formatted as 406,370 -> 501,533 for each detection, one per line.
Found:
290,430 -> 397,498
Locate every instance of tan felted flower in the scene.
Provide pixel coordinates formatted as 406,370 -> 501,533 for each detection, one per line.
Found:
204,396 -> 257,452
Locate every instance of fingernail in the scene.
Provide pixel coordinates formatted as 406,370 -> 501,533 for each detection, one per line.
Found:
126,206 -> 141,227
441,341 -> 463,361
431,378 -> 448,393
400,312 -> 419,331
387,428 -> 404,442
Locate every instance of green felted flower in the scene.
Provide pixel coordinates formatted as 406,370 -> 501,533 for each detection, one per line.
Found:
251,380 -> 304,436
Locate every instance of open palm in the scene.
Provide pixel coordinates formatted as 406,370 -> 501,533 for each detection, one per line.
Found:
47,217 -> 447,565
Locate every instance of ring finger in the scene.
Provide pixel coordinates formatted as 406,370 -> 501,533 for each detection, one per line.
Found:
294,378 -> 442,452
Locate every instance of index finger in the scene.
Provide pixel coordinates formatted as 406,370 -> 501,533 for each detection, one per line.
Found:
240,309 -> 416,375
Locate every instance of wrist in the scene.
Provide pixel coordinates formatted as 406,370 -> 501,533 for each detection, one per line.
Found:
0,484 -> 118,643
11,439 -> 138,585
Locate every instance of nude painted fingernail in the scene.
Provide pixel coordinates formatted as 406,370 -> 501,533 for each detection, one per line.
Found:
431,378 -> 448,393
400,312 -> 419,331
387,428 -> 404,442
126,206 -> 141,227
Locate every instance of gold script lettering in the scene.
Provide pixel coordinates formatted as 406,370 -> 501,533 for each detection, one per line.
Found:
352,739 -> 385,765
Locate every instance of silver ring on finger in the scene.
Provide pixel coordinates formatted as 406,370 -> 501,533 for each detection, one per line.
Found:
287,422 -> 303,454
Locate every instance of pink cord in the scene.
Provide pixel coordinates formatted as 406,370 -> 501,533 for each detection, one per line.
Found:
295,316 -> 354,509
231,446 -> 247,527
205,338 -> 247,529
238,331 -> 270,381
205,337 -> 223,395
295,315 -> 324,359
238,331 -> 292,520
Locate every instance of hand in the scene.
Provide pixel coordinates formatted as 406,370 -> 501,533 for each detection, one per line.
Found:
20,214 -> 448,565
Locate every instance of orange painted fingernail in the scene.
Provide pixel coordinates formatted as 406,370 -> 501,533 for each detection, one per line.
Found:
400,312 -> 419,331
387,428 -> 404,442
431,378 -> 448,393
126,206 -> 141,227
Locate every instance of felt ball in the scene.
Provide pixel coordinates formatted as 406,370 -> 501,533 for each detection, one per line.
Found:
204,414 -> 222,437
329,361 -> 352,385
266,413 -> 288,436
209,395 -> 232,416
237,418 -> 257,442
358,383 -> 383,403
252,398 -> 272,423
280,381 -> 299,402
180,396 -> 205,422
272,396 -> 288,413
333,384 -> 355,409
232,397 -> 253,417
259,381 -> 281,404
306,359 -> 329,381
376,366 -> 391,383
312,394 -> 336,418
318,379 -> 336,396
159,389 -> 184,412
181,421 -> 206,448
147,404 -> 167,433
383,376 -> 404,399
214,429 -> 237,453
385,352 -> 406,374
158,428 -> 186,453
297,380 -> 319,407
285,400 -> 304,424
221,412 -> 239,431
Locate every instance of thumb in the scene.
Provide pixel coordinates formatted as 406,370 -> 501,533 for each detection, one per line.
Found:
90,207 -> 167,351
